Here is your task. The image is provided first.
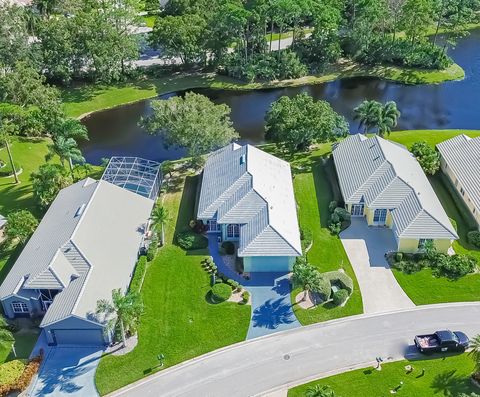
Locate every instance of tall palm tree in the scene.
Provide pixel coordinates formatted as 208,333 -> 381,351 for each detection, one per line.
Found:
151,205 -> 170,246
0,116 -> 19,184
378,101 -> 401,137
96,289 -> 143,348
305,384 -> 336,397
0,316 -> 15,356
353,100 -> 382,134
469,334 -> 480,380
53,117 -> 89,142
46,136 -> 85,177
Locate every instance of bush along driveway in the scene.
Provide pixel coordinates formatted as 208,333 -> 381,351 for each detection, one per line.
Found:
207,235 -> 300,340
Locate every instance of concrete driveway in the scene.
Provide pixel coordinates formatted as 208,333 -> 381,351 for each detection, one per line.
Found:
340,218 -> 414,314
207,235 -> 301,339
29,346 -> 103,397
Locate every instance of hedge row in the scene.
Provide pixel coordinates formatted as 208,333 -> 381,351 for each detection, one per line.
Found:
0,356 -> 42,397
324,271 -> 354,294
129,256 -> 147,293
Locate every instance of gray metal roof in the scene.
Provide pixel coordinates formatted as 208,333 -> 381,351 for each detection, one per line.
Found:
437,134 -> 480,211
1,176 -> 154,328
197,144 -> 302,257
333,135 -> 458,240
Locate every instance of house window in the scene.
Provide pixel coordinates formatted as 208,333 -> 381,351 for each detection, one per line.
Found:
373,209 -> 387,224
227,224 -> 240,238
460,187 -> 465,196
207,220 -> 220,232
11,302 -> 29,313
418,239 -> 433,249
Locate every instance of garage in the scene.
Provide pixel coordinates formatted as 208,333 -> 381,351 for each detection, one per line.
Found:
51,329 -> 106,346
243,256 -> 295,272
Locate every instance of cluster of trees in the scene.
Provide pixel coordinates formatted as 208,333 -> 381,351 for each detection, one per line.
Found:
149,0 -> 480,82
411,141 -> 441,174
353,100 -> 401,136
0,0 -> 141,84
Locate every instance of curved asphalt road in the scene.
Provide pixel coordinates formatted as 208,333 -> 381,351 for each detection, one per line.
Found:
109,303 -> 480,397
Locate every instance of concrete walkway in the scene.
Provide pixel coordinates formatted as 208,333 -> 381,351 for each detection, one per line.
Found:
207,235 -> 301,339
108,302 -> 480,397
340,218 -> 414,314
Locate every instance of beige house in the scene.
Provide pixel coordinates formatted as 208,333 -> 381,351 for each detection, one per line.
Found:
437,135 -> 480,228
333,135 -> 458,253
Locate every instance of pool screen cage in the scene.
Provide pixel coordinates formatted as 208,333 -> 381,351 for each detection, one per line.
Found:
101,157 -> 162,200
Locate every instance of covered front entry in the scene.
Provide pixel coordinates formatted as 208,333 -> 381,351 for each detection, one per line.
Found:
372,208 -> 388,226
351,204 -> 365,217
51,329 -> 105,346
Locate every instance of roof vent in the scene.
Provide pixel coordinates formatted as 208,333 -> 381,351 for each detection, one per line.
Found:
240,154 -> 246,165
75,203 -> 86,217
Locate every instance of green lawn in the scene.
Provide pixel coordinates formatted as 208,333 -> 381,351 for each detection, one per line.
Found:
288,354 -> 478,397
388,129 -> 480,149
0,327 -> 40,365
291,159 -> 363,325
94,173 -> 250,395
62,61 -> 464,119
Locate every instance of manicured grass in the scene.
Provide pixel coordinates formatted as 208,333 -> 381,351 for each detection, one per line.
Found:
388,129 -> 480,150
291,159 -> 363,325
143,15 -> 155,28
288,354 -> 478,397
0,328 -> 40,365
94,173 -> 250,395
62,60 -> 464,119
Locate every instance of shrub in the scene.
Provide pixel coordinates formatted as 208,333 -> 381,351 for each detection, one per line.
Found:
0,356 -> 42,396
129,256 -> 147,293
0,360 -> 26,386
146,235 -> 158,261
312,275 -> 332,301
210,283 -> 232,303
176,230 -> 208,250
328,201 -> 338,213
300,228 -> 313,251
333,207 -> 351,222
432,254 -> 477,279
221,241 -> 235,255
391,260 -> 426,274
324,271 -> 354,294
241,290 -> 250,304
394,252 -> 403,262
332,289 -> 349,306
328,222 -> 342,235
467,231 -> 480,248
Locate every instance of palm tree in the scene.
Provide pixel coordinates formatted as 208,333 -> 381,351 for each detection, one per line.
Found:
353,100 -> 382,134
96,289 -> 143,348
46,136 -> 85,177
292,259 -> 320,302
151,205 -> 170,246
0,116 -> 19,184
469,334 -> 480,381
378,101 -> 401,137
0,316 -> 15,356
52,117 -> 89,142
305,384 -> 336,397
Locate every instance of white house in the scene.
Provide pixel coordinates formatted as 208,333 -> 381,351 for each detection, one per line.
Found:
196,143 -> 302,272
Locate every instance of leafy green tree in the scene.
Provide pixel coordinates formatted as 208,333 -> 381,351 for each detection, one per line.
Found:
401,0 -> 434,43
411,141 -> 440,175
31,163 -> 73,209
0,4 -> 33,69
305,384 -> 337,397
150,205 -> 170,245
265,92 -> 349,153
0,113 -> 20,184
150,14 -> 207,65
353,100 -> 382,134
46,136 -> 86,177
4,210 -> 38,246
142,92 -> 239,160
96,289 -> 144,348
378,101 -> 401,136
51,117 -> 89,142
0,316 -> 15,355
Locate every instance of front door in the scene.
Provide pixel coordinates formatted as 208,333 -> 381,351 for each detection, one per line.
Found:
351,204 -> 365,217
373,209 -> 388,226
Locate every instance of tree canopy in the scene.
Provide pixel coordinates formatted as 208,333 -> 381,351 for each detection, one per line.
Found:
4,210 -> 38,246
411,141 -> 441,175
265,92 -> 349,153
142,92 -> 239,159
31,163 -> 73,209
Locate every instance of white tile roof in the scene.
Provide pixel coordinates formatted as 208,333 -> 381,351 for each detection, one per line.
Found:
1,176 -> 154,328
333,135 -> 458,240
437,134 -> 480,212
197,144 -> 302,257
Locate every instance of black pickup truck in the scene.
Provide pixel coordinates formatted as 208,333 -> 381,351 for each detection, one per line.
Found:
414,330 -> 469,354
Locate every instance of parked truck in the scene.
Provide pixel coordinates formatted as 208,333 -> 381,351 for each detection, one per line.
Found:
414,330 -> 469,354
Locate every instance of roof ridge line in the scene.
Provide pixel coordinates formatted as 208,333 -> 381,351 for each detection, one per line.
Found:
268,224 -> 303,256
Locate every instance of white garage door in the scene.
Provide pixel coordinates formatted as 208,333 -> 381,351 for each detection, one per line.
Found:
52,329 -> 105,346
